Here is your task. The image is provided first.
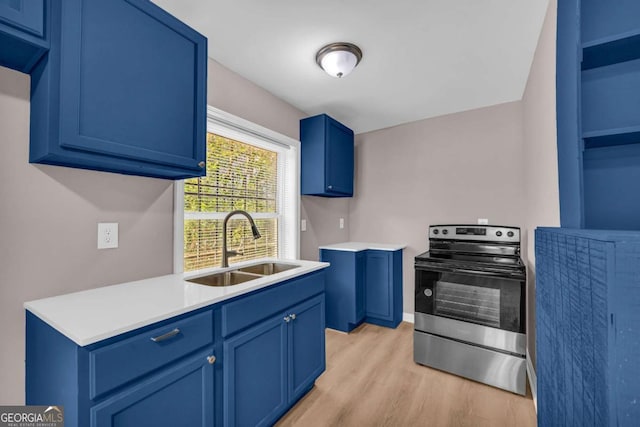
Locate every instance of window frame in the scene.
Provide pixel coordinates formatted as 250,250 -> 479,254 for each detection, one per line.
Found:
173,106 -> 300,273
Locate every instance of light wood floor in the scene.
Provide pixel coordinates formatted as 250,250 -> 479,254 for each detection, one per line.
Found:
277,322 -> 537,427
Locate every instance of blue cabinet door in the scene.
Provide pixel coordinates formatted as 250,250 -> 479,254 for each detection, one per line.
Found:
91,348 -> 215,427
320,249 -> 361,332
223,314 -> 288,427
355,251 -> 366,322
0,0 -> 44,37
29,0 -> 207,179
325,117 -> 354,195
0,0 -> 48,72
365,251 -> 392,321
288,295 -> 326,402
364,249 -> 403,328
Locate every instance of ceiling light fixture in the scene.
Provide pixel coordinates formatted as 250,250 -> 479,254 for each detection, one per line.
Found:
316,42 -> 363,78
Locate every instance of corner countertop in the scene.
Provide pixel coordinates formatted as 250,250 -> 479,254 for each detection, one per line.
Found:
318,242 -> 407,252
24,258 -> 329,347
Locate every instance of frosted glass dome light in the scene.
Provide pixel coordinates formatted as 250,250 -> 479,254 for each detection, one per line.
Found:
316,43 -> 363,78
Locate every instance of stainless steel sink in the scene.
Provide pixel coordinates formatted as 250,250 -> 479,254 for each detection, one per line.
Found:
186,271 -> 260,287
237,262 -> 300,275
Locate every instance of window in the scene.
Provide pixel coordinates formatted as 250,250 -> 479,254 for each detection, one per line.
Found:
174,107 -> 299,273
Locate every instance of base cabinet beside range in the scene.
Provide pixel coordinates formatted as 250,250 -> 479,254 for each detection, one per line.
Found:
320,247 -> 403,332
26,270 -> 326,427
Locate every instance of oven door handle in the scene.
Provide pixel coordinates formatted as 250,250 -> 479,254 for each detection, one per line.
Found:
454,269 -> 501,276
416,264 -> 523,279
415,263 -> 455,273
417,264 -> 498,275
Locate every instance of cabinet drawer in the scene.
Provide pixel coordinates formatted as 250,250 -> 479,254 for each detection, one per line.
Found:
89,311 -> 213,399
221,271 -> 325,338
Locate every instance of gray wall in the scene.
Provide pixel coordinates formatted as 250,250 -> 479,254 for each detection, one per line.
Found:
349,101 -> 526,314
522,0 -> 560,368
300,197 -> 350,261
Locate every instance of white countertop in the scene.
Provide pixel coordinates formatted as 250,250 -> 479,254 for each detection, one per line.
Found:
24,258 -> 329,347
318,242 -> 407,252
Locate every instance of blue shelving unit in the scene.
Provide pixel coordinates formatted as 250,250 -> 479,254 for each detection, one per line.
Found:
557,0 -> 640,230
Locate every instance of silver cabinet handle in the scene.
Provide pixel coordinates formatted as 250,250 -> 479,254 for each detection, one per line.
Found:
284,316 -> 291,323
198,161 -> 205,168
290,313 -> 296,320
150,328 -> 180,343
207,355 -> 216,365
328,185 -> 333,189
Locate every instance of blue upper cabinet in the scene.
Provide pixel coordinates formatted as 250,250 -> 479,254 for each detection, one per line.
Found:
29,0 -> 207,179
300,114 -> 354,197
557,0 -> 640,229
0,0 -> 48,73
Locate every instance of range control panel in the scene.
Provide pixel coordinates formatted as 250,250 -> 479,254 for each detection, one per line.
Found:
429,225 -> 520,243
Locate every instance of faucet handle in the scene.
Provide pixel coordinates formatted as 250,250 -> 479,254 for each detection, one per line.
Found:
226,250 -> 241,258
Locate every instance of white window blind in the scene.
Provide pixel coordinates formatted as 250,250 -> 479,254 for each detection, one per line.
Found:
184,134 -> 279,271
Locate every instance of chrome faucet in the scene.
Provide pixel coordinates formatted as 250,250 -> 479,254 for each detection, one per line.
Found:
222,210 -> 262,268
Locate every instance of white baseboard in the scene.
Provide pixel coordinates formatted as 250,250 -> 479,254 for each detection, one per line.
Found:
526,349 -> 537,413
403,312 -> 415,323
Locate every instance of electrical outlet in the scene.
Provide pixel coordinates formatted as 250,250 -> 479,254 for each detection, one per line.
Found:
301,219 -> 307,232
98,223 -> 119,249
477,218 -> 489,225
339,218 -> 345,229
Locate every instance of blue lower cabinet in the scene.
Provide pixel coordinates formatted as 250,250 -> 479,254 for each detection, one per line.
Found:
224,294 -> 326,427
320,249 -> 365,332
365,250 -> 402,328
26,271 -> 327,427
26,309 -> 216,427
223,315 -> 288,427
288,296 -> 326,401
91,349 -> 215,427
322,249 -> 403,332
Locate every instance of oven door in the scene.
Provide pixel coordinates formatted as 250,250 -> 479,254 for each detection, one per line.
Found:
414,262 -> 525,355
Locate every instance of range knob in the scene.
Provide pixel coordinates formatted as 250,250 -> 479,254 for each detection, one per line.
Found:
496,231 -> 503,237
433,229 -> 439,235
442,229 -> 449,235
507,231 -> 514,237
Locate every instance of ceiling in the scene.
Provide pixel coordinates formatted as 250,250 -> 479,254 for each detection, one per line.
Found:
153,0 -> 550,134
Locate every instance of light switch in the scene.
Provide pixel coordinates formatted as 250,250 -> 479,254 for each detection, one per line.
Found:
339,218 -> 345,229
301,219 -> 307,232
477,218 -> 489,225
98,223 -> 118,249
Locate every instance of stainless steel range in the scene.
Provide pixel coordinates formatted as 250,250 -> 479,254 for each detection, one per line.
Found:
413,224 -> 526,395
